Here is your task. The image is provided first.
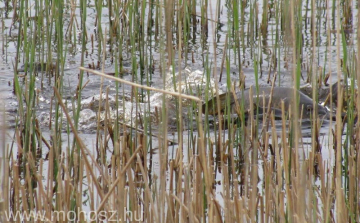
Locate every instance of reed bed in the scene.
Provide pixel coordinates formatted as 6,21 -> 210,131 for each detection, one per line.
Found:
1,0 -> 359,222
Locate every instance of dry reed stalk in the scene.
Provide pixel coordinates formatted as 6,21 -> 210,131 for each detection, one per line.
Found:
227,130 -> 239,221
289,0 -> 300,200
194,156 -> 203,220
53,87 -> 105,200
109,155 -> 116,212
334,0 -> 346,221
7,0 -> 360,222
118,167 -> 126,221
1,146 -> 9,223
103,88 -> 114,162
19,186 -> 27,215
136,154 -> 158,222
116,141 -> 125,219
79,67 -> 201,102
46,134 -> 54,210
222,141 -> 230,222
95,145 -> 142,213
77,158 -> 84,222
171,193 -> 199,223
25,163 -> 34,210
265,130 -> 273,221
274,101 -> 285,220
84,158 -> 95,215
195,118 -> 213,218
357,0 -> 360,180
308,0 -> 323,217
235,197 -> 244,223
248,88 -> 258,222
164,0 -> 174,67
165,193 -> 175,222
13,162 -> 20,221
320,158 -> 331,222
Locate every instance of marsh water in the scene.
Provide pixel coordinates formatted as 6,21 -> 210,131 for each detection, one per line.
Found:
1,0 -> 352,183
0,0 -> 357,220
1,0 -> 351,131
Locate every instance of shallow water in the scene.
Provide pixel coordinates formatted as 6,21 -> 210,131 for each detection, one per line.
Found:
1,0 -> 353,130
0,1 -> 357,220
0,0 -> 351,185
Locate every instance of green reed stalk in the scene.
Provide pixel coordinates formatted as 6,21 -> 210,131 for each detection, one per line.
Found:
107,0 -> 113,51
224,57 -> 232,131
25,25 -> 37,157
129,0 -> 138,150
145,0 -> 154,154
1,20 -> 4,58
45,0 -> 53,79
14,0 -> 25,120
345,54 -> 356,214
275,0 -> 281,86
35,0 -> 43,74
182,0 -> 190,64
51,0 -> 65,198
18,0 -> 35,162
233,0 -> 242,72
64,0 -> 86,204
203,60 -> 211,138
248,1 -> 254,51
95,0 -> 103,62
139,1 -> 147,76
113,0 -> 122,151
140,0 -> 147,99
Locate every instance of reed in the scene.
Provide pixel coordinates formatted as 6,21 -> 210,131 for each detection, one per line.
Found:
2,0 -> 360,222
